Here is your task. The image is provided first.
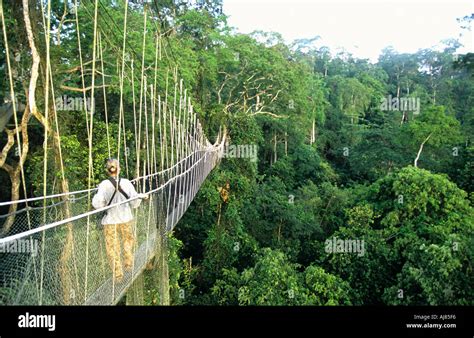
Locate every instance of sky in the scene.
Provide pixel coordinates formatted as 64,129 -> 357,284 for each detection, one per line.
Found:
222,0 -> 473,62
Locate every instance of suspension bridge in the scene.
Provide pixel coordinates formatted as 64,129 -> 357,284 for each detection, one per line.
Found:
0,0 -> 227,305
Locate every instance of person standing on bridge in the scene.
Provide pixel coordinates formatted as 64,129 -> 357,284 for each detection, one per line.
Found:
92,158 -> 148,282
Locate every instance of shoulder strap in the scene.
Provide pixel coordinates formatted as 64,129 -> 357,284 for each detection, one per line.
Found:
106,180 -> 118,207
107,176 -> 130,200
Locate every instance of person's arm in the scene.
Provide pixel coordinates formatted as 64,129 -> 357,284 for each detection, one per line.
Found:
92,181 -> 107,209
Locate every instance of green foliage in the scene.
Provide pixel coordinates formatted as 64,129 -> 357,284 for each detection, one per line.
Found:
324,167 -> 474,305
303,265 -> 352,305
211,248 -> 352,305
237,248 -> 304,305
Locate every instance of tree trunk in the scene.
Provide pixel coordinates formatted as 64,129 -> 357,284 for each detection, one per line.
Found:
414,133 -> 432,168
400,111 -> 407,125
396,70 -> 400,99
2,169 -> 20,234
0,103 -> 30,235
0,131 -> 18,235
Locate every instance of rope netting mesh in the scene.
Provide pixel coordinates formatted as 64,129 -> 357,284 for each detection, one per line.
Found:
0,0 -> 227,305
0,145 -> 224,305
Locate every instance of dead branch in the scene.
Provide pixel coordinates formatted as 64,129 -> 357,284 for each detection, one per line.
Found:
60,84 -> 111,92
249,111 -> 287,118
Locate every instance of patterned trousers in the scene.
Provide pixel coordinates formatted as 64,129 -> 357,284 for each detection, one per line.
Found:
103,222 -> 135,281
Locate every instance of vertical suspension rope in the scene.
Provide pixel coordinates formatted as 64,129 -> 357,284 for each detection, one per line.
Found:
182,89 -> 189,210
144,78 -> 151,192
150,85 -> 157,184
130,56 -> 140,285
174,79 -> 182,221
153,34 -> 160,177
157,35 -> 164,176
164,69 -> 170,171
116,0 -> 130,170
143,76 -> 152,264
73,0 -> 90,139
172,70 -> 177,167
121,102 -> 130,178
131,59 -> 138,178
179,88 -> 186,217
39,0 -> 52,305
191,104 -> 198,199
177,79 -> 183,165
159,95 -> 165,172
136,4 -> 147,181
84,0 -> 99,302
98,33 -> 111,158
187,103 -> 193,206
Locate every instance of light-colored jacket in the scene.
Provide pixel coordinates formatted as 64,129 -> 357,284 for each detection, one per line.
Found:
92,177 -> 141,225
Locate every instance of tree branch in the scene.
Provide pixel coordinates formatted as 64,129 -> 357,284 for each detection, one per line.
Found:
60,84 -> 111,92
0,128 -> 16,168
249,111 -> 287,118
